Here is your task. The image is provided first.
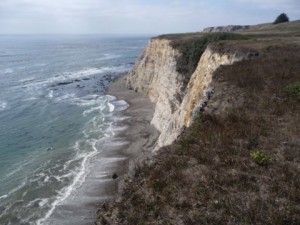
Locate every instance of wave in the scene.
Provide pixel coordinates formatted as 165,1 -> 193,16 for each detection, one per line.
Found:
108,102 -> 115,112
60,65 -> 128,80
22,97 -> 39,101
0,101 -> 8,111
4,159 -> 32,180
19,65 -> 129,91
47,90 -> 54,99
82,105 -> 106,117
92,54 -> 121,62
0,180 -> 27,204
81,95 -> 129,116
110,100 -> 129,112
36,139 -> 100,225
107,98 -> 130,113
34,93 -> 131,224
0,90 -> 130,225
106,95 -> 117,101
0,195 -> 8,200
3,68 -> 13,74
48,92 -> 127,116
19,76 -> 36,84
72,95 -> 105,107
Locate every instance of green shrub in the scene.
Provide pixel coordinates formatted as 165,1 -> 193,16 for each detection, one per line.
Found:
273,13 -> 289,24
285,81 -> 300,99
250,150 -> 271,166
170,33 -> 247,86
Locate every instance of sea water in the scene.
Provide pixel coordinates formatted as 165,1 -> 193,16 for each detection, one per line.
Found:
0,34 -> 148,224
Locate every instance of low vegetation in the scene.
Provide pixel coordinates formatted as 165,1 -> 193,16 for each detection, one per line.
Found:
250,150 -> 272,166
285,81 -> 300,99
169,33 -> 248,85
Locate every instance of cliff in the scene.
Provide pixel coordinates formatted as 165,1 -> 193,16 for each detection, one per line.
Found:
126,38 -> 184,143
97,21 -> 300,224
126,38 -> 249,149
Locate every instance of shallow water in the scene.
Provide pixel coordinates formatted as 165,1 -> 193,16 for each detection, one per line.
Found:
0,34 -> 149,224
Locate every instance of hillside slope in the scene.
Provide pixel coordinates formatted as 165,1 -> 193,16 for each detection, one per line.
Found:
97,21 -> 300,225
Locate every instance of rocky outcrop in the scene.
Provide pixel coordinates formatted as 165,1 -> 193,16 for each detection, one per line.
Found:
127,39 -> 249,149
203,25 -> 250,33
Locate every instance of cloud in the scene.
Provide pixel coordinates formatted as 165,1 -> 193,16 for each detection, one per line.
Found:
232,0 -> 300,12
0,0 -> 214,33
0,0 -> 299,34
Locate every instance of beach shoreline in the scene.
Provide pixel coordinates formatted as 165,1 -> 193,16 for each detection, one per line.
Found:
44,73 -> 159,225
106,74 -> 159,179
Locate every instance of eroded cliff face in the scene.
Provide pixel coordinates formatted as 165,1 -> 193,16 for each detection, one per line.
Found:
127,39 -> 248,149
126,39 -> 186,133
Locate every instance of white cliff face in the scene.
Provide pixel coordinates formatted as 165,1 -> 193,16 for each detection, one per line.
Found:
179,47 -> 247,127
126,39 -> 186,133
127,39 -> 248,150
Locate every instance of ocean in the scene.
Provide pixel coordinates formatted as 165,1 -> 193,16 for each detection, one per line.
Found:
0,34 -> 149,225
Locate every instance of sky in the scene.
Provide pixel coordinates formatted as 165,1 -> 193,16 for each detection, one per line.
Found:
0,0 -> 299,34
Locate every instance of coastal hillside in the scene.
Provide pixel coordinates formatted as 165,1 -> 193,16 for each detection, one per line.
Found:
97,21 -> 300,224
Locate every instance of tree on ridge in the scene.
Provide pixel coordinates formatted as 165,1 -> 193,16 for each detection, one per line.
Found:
273,13 -> 289,24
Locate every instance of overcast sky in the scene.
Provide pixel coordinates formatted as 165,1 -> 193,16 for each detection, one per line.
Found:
0,0 -> 299,34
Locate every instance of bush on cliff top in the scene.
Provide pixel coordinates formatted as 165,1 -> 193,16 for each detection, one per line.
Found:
170,33 -> 247,86
273,13 -> 289,24
285,81 -> 300,99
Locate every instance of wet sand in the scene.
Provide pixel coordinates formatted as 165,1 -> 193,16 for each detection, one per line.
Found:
107,74 -> 159,174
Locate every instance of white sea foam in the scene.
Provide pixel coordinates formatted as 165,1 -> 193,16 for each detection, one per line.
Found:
39,198 -> 49,207
22,97 -> 39,101
107,102 -> 115,112
106,95 -> 117,101
47,90 -> 54,99
34,63 -> 48,67
34,94 -> 128,225
93,54 -> 121,62
0,195 -> 8,200
3,68 -> 13,74
19,65 -> 128,91
62,66 -> 127,81
72,95 -> 104,107
78,94 -> 121,116
19,76 -> 36,83
110,100 -> 129,111
35,108 -> 121,224
0,101 -> 8,111
82,105 -> 105,117
5,162 -> 28,179
26,198 -> 42,208
54,93 -> 76,102
3,181 -> 27,199
36,140 -> 99,225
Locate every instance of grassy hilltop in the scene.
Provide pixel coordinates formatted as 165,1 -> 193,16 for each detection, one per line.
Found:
98,21 -> 300,225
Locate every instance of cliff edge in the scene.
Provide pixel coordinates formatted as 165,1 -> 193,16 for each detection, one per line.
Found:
97,21 -> 300,224
126,34 -> 251,149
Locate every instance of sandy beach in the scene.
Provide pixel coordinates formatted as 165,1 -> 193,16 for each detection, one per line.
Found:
107,74 -> 159,174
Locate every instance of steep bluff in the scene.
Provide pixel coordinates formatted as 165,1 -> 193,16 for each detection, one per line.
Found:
127,38 -> 249,149
97,22 -> 300,225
